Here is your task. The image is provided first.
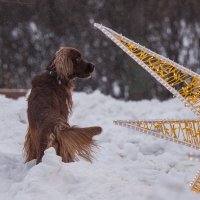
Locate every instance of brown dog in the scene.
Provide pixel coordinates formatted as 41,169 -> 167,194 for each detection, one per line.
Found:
24,47 -> 102,164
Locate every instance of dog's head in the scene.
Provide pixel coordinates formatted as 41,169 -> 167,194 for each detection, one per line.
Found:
47,47 -> 95,80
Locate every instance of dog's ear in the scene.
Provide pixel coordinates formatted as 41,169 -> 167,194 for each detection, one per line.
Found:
46,56 -> 56,71
54,48 -> 73,79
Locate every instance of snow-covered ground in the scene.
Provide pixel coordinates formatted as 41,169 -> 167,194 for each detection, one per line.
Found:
0,91 -> 200,200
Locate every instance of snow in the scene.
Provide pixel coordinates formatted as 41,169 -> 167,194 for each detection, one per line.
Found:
0,91 -> 200,200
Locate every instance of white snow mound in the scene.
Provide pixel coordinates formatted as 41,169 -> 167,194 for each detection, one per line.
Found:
0,91 -> 199,200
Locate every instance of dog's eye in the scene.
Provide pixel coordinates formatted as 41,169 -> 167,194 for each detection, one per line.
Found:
76,57 -> 81,63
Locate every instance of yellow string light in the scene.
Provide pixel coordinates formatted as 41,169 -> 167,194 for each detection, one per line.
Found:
94,23 -> 200,192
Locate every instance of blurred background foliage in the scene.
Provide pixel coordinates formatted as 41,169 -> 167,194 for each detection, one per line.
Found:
0,0 -> 200,100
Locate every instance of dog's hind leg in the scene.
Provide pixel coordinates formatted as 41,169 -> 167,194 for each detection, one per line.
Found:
36,133 -> 48,164
36,132 -> 60,164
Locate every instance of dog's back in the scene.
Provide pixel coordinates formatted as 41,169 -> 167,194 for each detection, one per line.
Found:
25,72 -> 69,162
28,72 -> 71,129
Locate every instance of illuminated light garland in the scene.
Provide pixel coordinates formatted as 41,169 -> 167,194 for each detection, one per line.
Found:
94,23 -> 200,192
113,119 -> 200,150
190,170 -> 200,192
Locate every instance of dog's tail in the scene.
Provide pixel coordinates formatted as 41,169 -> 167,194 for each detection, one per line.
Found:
54,125 -> 102,162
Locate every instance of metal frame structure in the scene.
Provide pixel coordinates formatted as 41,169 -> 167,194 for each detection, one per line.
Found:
94,23 -> 200,192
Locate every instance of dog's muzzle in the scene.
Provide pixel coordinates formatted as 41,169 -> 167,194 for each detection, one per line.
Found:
87,63 -> 95,73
